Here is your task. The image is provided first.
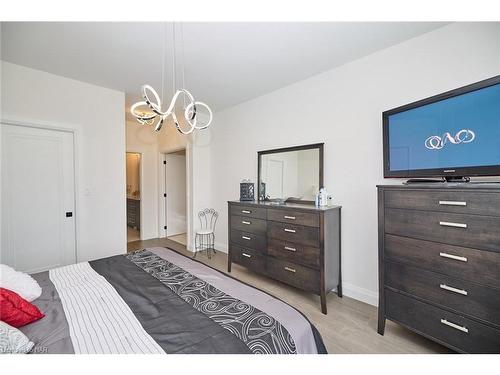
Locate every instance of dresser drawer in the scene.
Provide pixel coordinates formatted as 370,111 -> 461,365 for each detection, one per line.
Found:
385,189 -> 500,217
386,261 -> 500,327
267,258 -> 320,293
230,215 -> 266,235
267,208 -> 319,227
385,234 -> 500,289
385,208 -> 500,253
230,205 -> 267,219
230,245 -> 266,273
268,238 -> 320,269
230,229 -> 267,252
386,289 -> 500,353
267,221 -> 320,247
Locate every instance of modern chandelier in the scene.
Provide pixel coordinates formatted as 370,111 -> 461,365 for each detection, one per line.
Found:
130,23 -> 213,135
134,110 -> 155,126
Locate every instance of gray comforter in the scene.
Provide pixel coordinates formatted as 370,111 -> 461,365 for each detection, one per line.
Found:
20,247 -> 327,354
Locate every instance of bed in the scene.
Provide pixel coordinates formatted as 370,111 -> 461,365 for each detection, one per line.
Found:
20,247 -> 327,354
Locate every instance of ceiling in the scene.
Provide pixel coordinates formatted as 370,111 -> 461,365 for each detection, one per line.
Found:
1,22 -> 448,120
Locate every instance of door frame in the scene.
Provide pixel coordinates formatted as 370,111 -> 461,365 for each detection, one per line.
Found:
0,117 -> 79,265
158,146 -> 191,248
125,151 -> 144,242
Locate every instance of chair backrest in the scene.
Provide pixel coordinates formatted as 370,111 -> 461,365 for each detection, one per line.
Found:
198,208 -> 219,232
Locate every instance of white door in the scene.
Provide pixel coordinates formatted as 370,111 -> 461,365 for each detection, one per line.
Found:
1,124 -> 76,273
165,153 -> 186,237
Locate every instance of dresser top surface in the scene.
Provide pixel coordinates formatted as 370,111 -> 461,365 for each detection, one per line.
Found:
377,182 -> 500,191
228,200 -> 341,211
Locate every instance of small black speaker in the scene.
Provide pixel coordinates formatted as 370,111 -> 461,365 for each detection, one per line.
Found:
240,182 -> 255,201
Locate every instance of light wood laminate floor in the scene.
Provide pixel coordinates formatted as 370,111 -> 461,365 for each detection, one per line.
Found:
167,233 -> 187,246
127,238 -> 452,354
127,227 -> 140,242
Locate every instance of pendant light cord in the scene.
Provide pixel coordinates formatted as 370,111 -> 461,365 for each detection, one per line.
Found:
161,22 -> 166,103
172,22 -> 176,96
181,22 -> 187,109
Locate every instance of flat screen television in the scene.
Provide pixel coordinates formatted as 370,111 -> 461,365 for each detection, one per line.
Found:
383,75 -> 500,180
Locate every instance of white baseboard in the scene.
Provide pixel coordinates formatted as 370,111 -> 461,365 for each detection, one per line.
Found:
214,241 -> 228,253
187,241 -> 227,254
341,282 -> 378,306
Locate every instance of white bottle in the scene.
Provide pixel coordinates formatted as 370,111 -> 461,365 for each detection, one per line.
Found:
319,187 -> 327,206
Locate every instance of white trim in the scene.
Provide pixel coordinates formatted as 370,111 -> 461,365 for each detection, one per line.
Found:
341,282 -> 378,306
0,117 -> 79,265
214,241 -> 228,254
158,152 -> 167,239
159,146 -> 192,248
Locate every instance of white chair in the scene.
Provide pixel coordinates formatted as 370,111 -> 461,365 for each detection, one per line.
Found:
194,208 -> 218,259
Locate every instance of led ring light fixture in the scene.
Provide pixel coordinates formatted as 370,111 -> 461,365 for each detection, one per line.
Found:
130,23 -> 213,135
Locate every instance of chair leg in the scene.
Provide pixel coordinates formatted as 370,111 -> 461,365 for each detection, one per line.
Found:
208,235 -> 212,260
211,233 -> 216,255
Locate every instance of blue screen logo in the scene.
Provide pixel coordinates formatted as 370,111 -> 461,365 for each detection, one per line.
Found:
424,129 -> 476,150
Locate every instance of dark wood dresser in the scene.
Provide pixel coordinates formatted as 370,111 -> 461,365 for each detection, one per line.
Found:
127,198 -> 140,230
228,201 -> 342,314
378,184 -> 500,353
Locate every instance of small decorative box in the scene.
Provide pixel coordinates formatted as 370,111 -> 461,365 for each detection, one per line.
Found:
240,180 -> 255,201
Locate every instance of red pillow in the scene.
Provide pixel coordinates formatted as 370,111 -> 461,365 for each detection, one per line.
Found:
0,287 -> 44,327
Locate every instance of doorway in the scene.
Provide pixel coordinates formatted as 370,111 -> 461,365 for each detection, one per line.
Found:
1,123 -> 77,273
126,152 -> 142,242
163,150 -> 187,246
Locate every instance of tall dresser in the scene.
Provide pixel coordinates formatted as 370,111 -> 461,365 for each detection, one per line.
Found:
228,201 -> 342,314
378,184 -> 500,353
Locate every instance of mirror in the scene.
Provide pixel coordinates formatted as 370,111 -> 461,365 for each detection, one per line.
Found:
258,143 -> 323,204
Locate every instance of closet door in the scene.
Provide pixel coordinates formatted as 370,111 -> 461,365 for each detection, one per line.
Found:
1,123 -> 76,272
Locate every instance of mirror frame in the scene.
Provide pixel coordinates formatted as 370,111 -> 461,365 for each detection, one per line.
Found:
257,143 -> 324,205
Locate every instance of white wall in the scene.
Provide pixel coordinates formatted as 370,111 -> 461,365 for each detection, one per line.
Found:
1,61 -> 126,263
210,23 -> 500,306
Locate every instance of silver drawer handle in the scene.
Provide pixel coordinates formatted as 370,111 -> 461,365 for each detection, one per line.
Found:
440,284 -> 468,296
241,210 -> 251,214
242,253 -> 251,258
284,228 -> 296,233
439,252 -> 468,262
242,221 -> 251,225
440,319 -> 469,333
284,246 -> 297,252
284,266 -> 296,273
439,200 -> 467,206
439,221 -> 467,229
242,236 -> 251,240
284,216 -> 296,220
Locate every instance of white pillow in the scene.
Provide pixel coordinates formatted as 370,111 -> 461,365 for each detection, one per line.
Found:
0,264 -> 42,302
0,321 -> 35,354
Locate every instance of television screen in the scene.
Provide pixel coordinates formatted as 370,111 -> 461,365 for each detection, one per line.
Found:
384,76 -> 500,178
